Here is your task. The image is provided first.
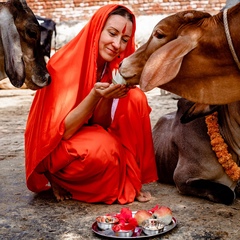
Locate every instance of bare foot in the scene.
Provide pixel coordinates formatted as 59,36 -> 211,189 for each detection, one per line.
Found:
44,172 -> 72,202
136,191 -> 151,202
51,181 -> 72,202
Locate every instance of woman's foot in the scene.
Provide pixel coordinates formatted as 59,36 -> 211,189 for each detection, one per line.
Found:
44,172 -> 72,202
51,181 -> 72,202
136,190 -> 151,202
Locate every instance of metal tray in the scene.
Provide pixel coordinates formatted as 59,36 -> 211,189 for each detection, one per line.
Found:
92,217 -> 177,239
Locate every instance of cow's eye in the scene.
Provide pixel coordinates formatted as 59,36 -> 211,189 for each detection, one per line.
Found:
26,29 -> 38,39
153,30 -> 165,39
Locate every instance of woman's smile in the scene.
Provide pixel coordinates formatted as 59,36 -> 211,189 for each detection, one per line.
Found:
98,14 -> 133,62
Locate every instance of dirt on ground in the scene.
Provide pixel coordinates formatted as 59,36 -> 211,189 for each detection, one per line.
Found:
0,88 -> 239,240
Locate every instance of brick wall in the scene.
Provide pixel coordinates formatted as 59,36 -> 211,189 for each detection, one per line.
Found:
27,0 -> 227,23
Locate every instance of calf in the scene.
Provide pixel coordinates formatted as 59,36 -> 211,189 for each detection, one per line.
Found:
0,0 -> 50,89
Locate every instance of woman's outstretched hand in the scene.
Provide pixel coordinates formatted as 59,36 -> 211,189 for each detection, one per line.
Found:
93,82 -> 134,99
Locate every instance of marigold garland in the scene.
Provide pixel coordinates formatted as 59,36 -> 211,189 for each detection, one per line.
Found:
205,112 -> 240,182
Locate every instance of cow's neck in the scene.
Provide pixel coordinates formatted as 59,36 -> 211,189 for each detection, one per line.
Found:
219,102 -> 240,161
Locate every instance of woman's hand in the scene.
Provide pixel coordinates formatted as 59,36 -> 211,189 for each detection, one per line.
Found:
63,82 -> 135,139
90,82 -> 134,128
93,82 -> 133,99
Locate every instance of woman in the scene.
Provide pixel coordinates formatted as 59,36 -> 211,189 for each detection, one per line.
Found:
25,4 -> 158,204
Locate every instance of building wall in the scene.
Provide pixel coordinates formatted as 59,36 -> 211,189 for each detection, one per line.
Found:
27,0 -> 227,23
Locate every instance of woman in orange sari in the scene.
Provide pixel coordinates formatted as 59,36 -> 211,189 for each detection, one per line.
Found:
25,4 -> 158,204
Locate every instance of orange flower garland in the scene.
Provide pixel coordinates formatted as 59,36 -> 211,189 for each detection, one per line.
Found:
205,112 -> 240,182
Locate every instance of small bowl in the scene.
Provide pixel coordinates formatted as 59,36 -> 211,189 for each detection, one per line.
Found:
96,215 -> 119,230
112,70 -> 126,85
114,229 -> 133,237
112,223 -> 135,237
141,218 -> 165,236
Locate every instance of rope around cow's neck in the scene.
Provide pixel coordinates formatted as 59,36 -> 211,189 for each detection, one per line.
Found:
223,9 -> 240,70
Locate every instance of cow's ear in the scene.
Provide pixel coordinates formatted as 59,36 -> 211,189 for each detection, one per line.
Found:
0,7 -> 25,88
180,103 -> 219,123
139,35 -> 198,92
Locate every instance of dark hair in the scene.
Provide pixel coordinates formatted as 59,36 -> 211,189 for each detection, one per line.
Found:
109,6 -> 134,23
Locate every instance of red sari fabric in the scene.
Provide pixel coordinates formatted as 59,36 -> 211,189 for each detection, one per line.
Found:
25,4 -> 158,204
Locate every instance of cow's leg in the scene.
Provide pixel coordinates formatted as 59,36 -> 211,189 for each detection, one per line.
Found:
153,113 -> 179,184
175,178 -> 235,205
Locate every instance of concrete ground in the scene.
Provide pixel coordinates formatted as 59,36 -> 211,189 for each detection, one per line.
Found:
0,89 -> 240,240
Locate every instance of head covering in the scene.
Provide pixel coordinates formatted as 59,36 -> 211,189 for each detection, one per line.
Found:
25,4 -> 136,192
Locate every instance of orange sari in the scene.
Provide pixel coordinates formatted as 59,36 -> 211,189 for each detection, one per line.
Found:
25,4 -> 158,204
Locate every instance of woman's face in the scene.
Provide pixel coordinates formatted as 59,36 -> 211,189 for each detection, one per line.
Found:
99,14 -> 133,62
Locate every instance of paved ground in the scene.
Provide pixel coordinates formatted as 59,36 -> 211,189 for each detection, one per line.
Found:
0,89 -> 240,240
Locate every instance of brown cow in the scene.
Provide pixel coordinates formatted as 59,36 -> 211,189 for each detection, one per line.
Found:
119,5 -> 240,204
120,4 -> 240,105
0,0 -> 50,89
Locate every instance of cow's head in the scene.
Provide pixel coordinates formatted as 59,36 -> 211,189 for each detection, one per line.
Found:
0,0 -> 50,89
120,5 -> 240,104
120,10 -> 211,87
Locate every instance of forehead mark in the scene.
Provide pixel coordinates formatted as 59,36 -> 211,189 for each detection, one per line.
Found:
122,24 -> 127,34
